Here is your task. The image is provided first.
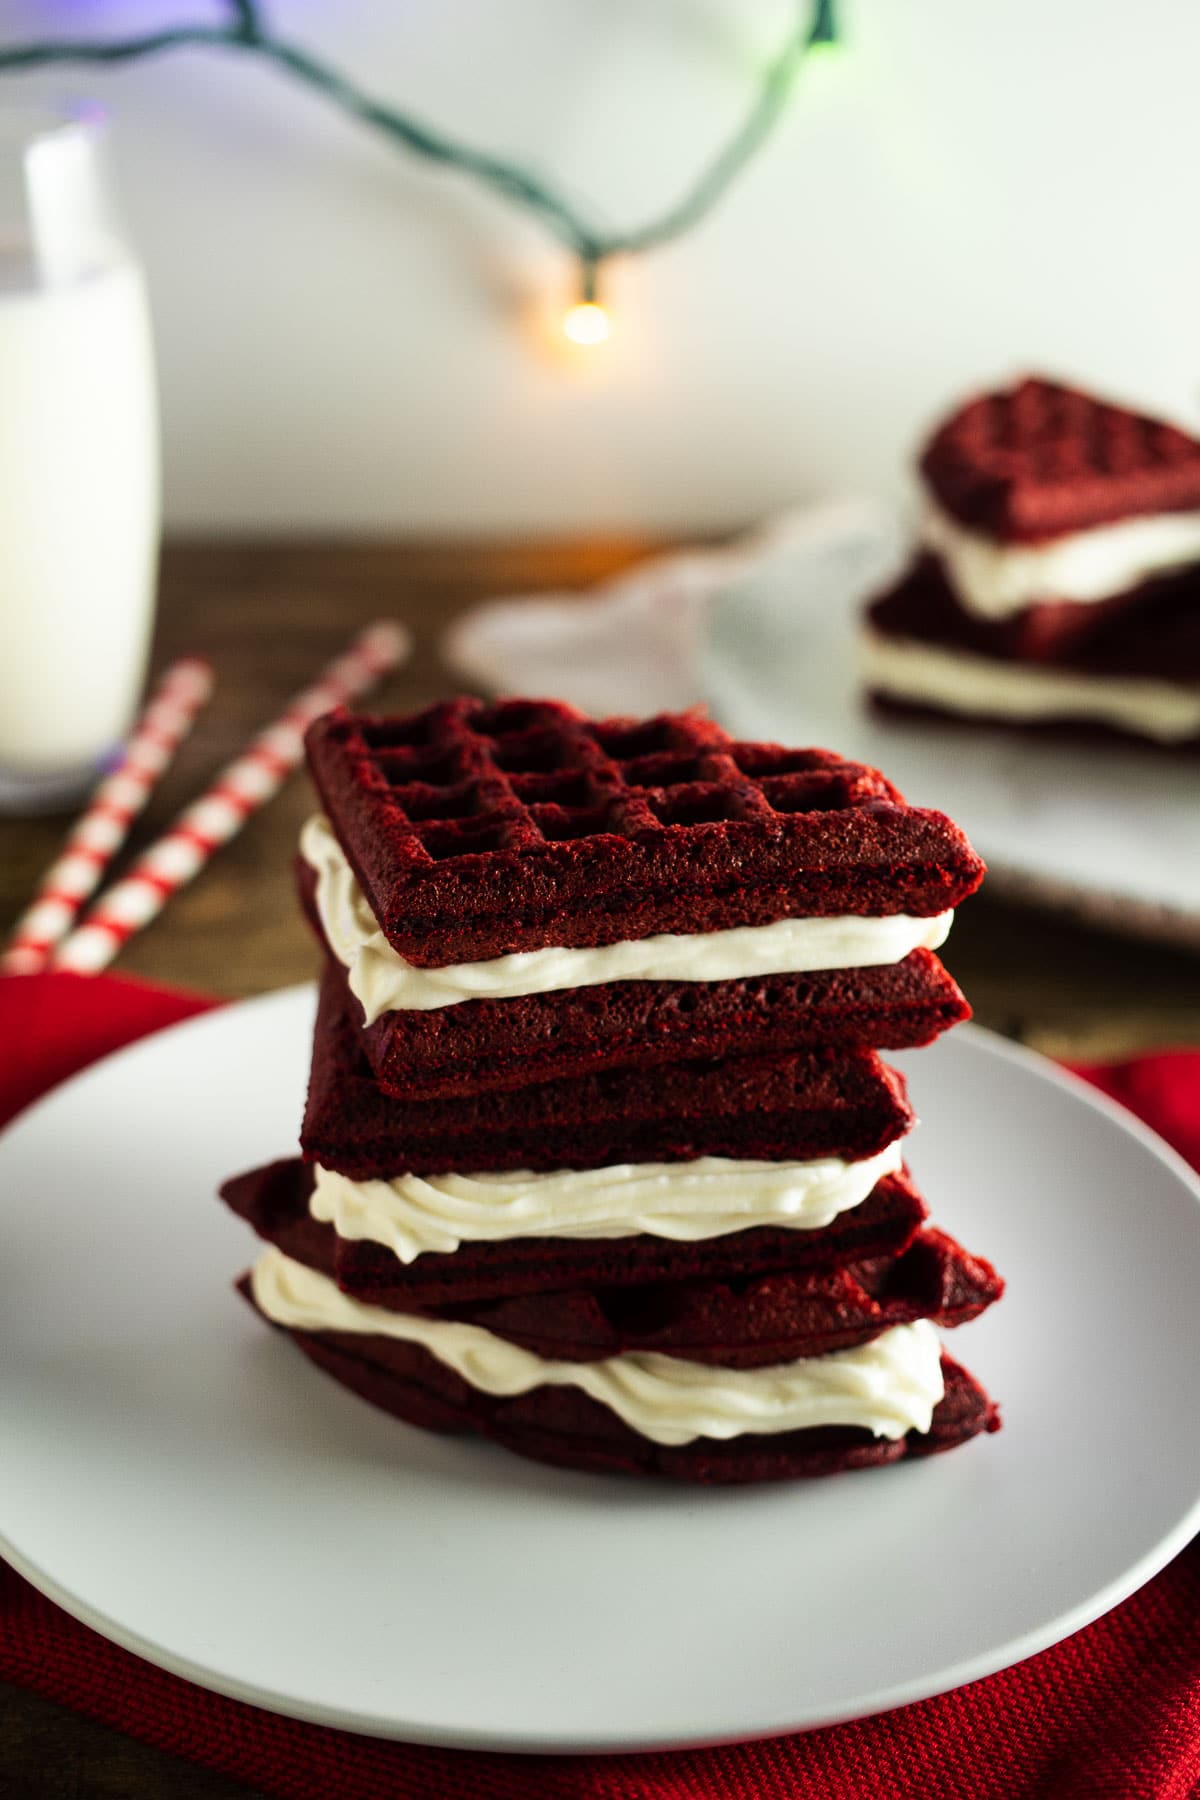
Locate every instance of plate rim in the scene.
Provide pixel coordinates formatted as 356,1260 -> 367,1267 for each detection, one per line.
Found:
3,988 -> 1200,1753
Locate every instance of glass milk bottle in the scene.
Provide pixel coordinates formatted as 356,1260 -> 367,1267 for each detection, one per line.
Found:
0,102 -> 159,813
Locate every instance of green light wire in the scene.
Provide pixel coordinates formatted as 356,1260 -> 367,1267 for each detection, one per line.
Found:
0,1 -> 836,289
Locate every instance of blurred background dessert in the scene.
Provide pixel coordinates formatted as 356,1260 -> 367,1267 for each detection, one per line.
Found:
863,377 -> 1200,748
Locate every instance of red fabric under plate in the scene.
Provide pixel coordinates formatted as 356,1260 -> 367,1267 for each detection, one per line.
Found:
0,969 -> 211,1131
1,970 -> 1199,1800
1064,1050 -> 1200,1174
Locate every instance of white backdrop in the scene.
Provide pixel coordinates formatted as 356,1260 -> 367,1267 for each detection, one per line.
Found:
8,0 -> 1200,533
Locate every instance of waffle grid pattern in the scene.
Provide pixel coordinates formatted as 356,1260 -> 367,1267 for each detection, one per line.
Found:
314,698 -> 900,871
307,699 -> 985,965
921,377 -> 1200,540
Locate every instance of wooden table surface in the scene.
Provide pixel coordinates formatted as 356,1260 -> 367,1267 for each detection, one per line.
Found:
3,537 -> 1200,1798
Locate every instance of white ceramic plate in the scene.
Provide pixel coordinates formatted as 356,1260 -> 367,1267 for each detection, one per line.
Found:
3,987 -> 1200,1753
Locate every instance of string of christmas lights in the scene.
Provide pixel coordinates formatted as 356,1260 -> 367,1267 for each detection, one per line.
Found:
0,0 -> 838,343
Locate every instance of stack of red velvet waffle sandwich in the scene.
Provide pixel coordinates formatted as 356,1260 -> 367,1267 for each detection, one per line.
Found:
863,376 -> 1200,746
222,697 -> 1003,1483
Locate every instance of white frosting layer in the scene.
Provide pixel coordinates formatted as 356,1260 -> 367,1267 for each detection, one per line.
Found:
250,1247 -> 944,1446
923,500 -> 1200,619
308,1140 -> 905,1264
300,814 -> 954,1022
862,628 -> 1200,744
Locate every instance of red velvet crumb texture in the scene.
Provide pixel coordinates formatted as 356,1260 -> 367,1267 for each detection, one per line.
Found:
301,964 -> 916,1178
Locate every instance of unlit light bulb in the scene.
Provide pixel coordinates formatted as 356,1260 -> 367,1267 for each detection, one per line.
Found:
562,300 -> 610,346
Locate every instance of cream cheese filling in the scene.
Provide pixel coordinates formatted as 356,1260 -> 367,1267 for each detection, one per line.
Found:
923,500 -> 1200,619
300,814 -> 954,1022
309,1140 -> 905,1264
862,628 -> 1200,743
251,1247 -> 944,1446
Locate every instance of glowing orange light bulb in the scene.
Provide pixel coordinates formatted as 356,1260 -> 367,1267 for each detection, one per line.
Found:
562,299 -> 610,346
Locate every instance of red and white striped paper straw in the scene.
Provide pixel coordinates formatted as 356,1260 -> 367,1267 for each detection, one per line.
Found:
1,657 -> 215,977
52,620 -> 410,976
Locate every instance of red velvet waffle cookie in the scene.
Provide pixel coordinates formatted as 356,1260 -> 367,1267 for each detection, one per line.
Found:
874,553 -> 1200,669
301,964 -> 915,1177
355,951 -> 967,1101
869,552 -> 1200,679
866,554 -> 1200,747
299,863 -> 969,1097
921,376 -> 1200,543
228,1197 -> 1000,1368
221,1158 -> 931,1307
238,1277 -> 1001,1485
305,699 -> 984,967
437,1227 -> 1002,1367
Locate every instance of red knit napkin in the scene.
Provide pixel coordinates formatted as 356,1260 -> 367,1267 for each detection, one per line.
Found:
2,971 -> 1199,1800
